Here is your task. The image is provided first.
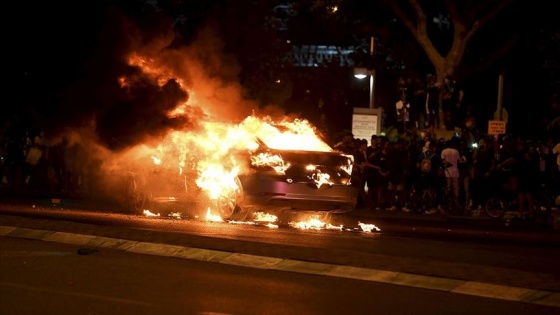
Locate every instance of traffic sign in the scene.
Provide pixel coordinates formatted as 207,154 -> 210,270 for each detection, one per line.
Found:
488,120 -> 506,135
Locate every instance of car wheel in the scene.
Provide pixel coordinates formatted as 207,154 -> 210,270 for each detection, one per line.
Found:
484,196 -> 506,219
125,175 -> 149,213
217,177 -> 247,221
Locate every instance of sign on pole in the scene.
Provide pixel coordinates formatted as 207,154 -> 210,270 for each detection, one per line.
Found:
352,107 -> 382,140
488,120 -> 506,135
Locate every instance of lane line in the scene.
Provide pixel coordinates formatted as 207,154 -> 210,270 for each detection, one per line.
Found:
1,225 -> 558,307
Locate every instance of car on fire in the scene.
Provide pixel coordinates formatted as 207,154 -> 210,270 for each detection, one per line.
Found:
121,136 -> 359,221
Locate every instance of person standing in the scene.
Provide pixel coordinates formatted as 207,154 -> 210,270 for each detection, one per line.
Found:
368,140 -> 390,210
441,76 -> 464,130
334,132 -> 355,155
352,139 -> 371,209
426,74 -> 440,129
406,138 -> 422,202
470,137 -> 494,211
395,77 -> 411,135
497,141 -> 538,219
457,140 -> 473,211
441,139 -> 461,207
387,140 -> 408,211
410,77 -> 426,130
415,141 -> 443,214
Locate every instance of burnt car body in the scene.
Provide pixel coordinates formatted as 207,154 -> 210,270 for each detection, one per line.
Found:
239,148 -> 357,210
123,139 -> 358,221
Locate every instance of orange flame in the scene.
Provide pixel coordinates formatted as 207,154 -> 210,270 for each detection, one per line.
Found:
310,170 -> 333,188
205,208 -> 224,222
240,116 -> 331,151
253,211 -> 278,223
251,153 -> 290,174
123,52 -> 341,222
143,210 -> 160,217
358,222 -> 381,233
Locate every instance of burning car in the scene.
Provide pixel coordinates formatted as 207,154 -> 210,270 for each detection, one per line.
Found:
222,139 -> 358,220
110,116 -> 358,221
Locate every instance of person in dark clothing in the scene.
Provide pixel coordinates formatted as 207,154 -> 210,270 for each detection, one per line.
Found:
497,141 -> 538,219
470,137 -> 495,210
334,132 -> 355,155
49,136 -> 69,195
406,138 -> 422,196
426,74 -> 440,129
415,141 -> 444,210
387,140 -> 408,211
411,77 -> 427,130
352,139 -> 371,208
395,77 -> 412,134
368,141 -> 390,210
457,140 -> 473,209
441,76 -> 464,130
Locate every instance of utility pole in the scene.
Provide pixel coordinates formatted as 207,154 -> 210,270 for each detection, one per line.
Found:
369,36 -> 375,109
497,73 -> 503,120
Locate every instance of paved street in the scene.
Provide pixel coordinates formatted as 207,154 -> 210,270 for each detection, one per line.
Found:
1,194 -> 560,309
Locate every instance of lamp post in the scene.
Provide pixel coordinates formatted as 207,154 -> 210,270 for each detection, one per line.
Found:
353,37 -> 375,109
354,68 -> 375,109
351,36 -> 382,140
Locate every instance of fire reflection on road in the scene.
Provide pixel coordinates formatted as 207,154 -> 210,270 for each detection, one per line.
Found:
143,209 -> 381,234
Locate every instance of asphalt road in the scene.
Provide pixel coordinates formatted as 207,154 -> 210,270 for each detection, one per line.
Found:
2,236 -> 558,315
1,194 -> 560,310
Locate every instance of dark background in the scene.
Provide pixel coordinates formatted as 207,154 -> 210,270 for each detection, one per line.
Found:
4,0 -> 559,145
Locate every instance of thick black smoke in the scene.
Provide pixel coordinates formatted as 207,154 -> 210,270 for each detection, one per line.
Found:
10,1 -> 257,153
94,75 -> 193,151
54,5 -> 202,151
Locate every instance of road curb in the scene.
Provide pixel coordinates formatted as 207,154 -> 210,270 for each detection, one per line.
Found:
2,224 -> 558,308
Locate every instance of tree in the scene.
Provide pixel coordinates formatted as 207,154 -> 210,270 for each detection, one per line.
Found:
385,0 -> 517,85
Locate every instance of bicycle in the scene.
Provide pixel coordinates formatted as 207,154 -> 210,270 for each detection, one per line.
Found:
483,168 -> 552,220
533,181 -> 553,215
408,164 -> 463,216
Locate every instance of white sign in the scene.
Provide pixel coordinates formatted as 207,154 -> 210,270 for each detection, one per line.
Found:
352,107 -> 382,142
352,114 -> 377,140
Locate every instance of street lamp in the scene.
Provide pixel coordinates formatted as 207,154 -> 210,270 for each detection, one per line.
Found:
354,67 -> 375,109
351,37 -> 382,140
353,37 -> 375,109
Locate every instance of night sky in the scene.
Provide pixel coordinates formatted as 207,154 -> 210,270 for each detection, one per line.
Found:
5,1 -> 559,148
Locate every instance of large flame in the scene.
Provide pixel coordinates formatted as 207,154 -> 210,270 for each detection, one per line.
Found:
239,116 -> 333,152
105,52 -> 378,233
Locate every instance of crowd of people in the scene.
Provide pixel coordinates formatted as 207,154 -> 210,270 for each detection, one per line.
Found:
334,130 -> 560,219
0,116 -> 89,198
393,74 -> 470,133
3,111 -> 560,221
